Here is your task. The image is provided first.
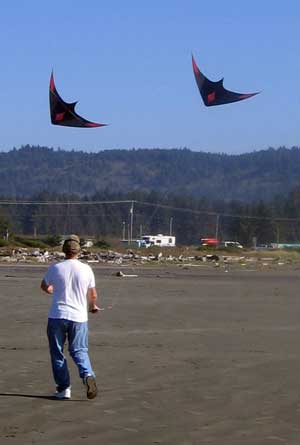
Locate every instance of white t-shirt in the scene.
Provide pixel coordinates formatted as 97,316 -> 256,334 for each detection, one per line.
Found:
43,259 -> 96,322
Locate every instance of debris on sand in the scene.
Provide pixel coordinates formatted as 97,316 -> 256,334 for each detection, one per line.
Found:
115,271 -> 138,278
0,246 -> 292,271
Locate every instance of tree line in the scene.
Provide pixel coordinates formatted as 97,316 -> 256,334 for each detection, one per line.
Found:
1,145 -> 300,202
1,188 -> 300,246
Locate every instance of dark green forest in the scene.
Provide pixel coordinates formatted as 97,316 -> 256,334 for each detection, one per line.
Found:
1,188 -> 300,246
1,144 -> 300,201
1,145 -> 300,246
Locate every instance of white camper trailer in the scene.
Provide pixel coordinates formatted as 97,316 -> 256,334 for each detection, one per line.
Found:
140,234 -> 176,248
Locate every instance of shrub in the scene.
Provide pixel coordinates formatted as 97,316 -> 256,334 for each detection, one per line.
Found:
94,239 -> 110,249
13,236 -> 47,248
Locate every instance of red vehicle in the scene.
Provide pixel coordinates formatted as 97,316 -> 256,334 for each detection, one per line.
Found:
200,238 -> 219,247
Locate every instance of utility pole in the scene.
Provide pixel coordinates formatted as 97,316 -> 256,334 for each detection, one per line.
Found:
169,217 -> 173,236
215,214 -> 220,240
276,222 -> 280,243
122,221 -> 126,240
129,201 -> 134,245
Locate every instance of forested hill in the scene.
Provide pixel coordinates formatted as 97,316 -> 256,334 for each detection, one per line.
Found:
1,145 -> 300,201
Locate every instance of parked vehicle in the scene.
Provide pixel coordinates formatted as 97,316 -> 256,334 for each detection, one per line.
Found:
200,238 -> 219,247
138,234 -> 176,248
219,241 -> 243,249
255,244 -> 274,250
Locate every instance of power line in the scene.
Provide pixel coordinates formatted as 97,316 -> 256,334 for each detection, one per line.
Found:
0,200 -> 135,205
0,199 -> 300,223
136,201 -> 300,223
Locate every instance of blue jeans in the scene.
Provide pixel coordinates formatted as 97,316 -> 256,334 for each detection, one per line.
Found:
47,318 -> 95,391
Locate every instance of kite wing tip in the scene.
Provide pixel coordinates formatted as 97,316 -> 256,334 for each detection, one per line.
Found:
192,55 -> 200,75
85,122 -> 108,128
239,91 -> 260,100
49,70 -> 56,91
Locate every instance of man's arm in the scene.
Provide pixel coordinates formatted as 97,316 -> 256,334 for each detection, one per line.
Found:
41,279 -> 53,295
88,287 -> 100,313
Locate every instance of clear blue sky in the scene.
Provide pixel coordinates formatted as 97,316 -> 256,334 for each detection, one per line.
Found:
1,0 -> 300,154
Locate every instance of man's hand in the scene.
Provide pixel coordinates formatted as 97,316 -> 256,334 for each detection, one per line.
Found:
89,303 -> 101,313
88,287 -> 99,313
41,280 -> 53,294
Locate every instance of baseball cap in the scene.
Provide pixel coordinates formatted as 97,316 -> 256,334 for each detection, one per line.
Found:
62,234 -> 81,255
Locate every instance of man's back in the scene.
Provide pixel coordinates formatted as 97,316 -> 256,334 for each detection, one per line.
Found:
44,259 -> 95,322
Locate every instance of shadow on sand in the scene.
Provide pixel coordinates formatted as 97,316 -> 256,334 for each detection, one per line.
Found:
0,392 -> 83,401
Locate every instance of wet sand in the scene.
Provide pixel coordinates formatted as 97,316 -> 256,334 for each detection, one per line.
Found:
1,263 -> 300,444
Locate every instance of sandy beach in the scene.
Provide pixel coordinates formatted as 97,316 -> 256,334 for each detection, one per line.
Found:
1,262 -> 300,444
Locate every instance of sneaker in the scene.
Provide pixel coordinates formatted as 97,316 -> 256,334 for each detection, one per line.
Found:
84,376 -> 98,400
53,387 -> 71,400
